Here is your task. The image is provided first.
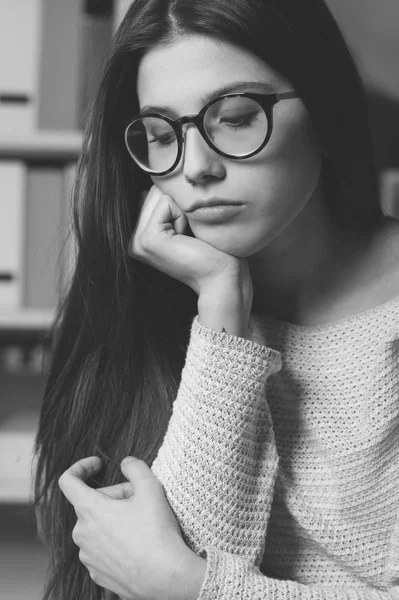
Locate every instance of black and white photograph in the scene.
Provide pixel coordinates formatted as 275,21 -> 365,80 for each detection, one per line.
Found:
0,1 -> 399,599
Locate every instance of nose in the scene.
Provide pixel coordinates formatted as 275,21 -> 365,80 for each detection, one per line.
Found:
181,123 -> 226,184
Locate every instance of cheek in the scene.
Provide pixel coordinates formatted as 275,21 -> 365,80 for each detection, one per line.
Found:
281,112 -> 323,190
254,116 -> 323,214
225,123 -> 323,254
150,177 -> 182,207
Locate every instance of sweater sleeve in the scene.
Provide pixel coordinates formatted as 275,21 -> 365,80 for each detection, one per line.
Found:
151,315 -> 282,566
197,547 -> 399,600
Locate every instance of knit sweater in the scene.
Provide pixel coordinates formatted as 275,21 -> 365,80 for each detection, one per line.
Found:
151,296 -> 399,600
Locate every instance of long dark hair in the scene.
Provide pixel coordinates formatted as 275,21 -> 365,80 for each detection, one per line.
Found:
34,1 -> 384,598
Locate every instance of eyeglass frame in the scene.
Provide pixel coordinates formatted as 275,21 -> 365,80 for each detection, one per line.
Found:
124,90 -> 300,176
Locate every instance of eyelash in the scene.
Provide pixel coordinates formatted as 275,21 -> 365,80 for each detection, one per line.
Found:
149,135 -> 176,148
148,113 -> 259,147
222,113 -> 258,130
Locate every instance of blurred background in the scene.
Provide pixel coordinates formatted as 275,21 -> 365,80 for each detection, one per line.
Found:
0,1 -> 398,599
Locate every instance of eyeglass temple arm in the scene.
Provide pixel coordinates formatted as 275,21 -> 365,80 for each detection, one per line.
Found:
275,90 -> 299,101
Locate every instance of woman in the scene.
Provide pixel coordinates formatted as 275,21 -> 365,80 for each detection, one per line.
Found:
34,0 -> 399,599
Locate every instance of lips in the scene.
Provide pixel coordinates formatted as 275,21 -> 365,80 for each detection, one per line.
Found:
187,198 -> 242,212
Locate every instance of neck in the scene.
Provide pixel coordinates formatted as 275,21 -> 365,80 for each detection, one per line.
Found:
248,188 -> 370,323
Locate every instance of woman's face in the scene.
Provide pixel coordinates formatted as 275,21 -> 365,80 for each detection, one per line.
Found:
136,34 -> 324,258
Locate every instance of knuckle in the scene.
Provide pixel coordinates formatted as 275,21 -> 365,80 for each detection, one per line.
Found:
130,241 -> 150,266
139,229 -> 155,251
129,235 -> 141,258
130,229 -> 155,258
88,569 -> 99,583
77,500 -> 91,518
72,526 -> 80,545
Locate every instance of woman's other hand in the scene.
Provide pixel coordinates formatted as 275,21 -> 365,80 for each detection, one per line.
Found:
58,456 -> 206,600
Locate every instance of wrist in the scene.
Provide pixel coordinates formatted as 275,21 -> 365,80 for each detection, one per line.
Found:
198,290 -> 251,339
167,546 -> 207,600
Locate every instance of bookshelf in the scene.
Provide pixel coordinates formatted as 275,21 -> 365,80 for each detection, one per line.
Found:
0,308 -> 54,330
0,0 -> 121,524
0,430 -> 37,503
0,131 -> 80,340
0,309 -> 54,345
0,130 -> 82,162
0,4 -> 125,598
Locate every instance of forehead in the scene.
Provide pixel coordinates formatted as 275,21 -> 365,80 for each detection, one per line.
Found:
137,34 -> 288,114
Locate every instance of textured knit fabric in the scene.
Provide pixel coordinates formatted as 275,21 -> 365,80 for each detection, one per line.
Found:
151,296 -> 399,600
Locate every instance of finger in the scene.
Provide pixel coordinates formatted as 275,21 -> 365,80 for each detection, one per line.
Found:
96,482 -> 133,499
58,456 -> 102,507
131,186 -> 188,255
135,198 -> 204,284
130,192 -> 183,259
121,457 -> 161,490
149,194 -> 188,235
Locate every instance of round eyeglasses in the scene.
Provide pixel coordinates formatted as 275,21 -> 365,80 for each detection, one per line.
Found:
124,91 -> 300,176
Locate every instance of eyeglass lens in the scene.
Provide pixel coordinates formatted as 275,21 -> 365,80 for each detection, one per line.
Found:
125,96 -> 269,173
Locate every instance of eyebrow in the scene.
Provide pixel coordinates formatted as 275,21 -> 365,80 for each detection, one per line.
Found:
139,80 -> 277,117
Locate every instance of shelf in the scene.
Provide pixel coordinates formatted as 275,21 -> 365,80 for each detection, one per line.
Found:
0,309 -> 54,344
0,130 -> 82,161
0,309 -> 54,330
0,430 -> 36,504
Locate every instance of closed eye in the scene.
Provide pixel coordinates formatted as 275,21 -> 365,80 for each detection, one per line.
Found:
148,134 -> 176,147
220,112 -> 259,129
